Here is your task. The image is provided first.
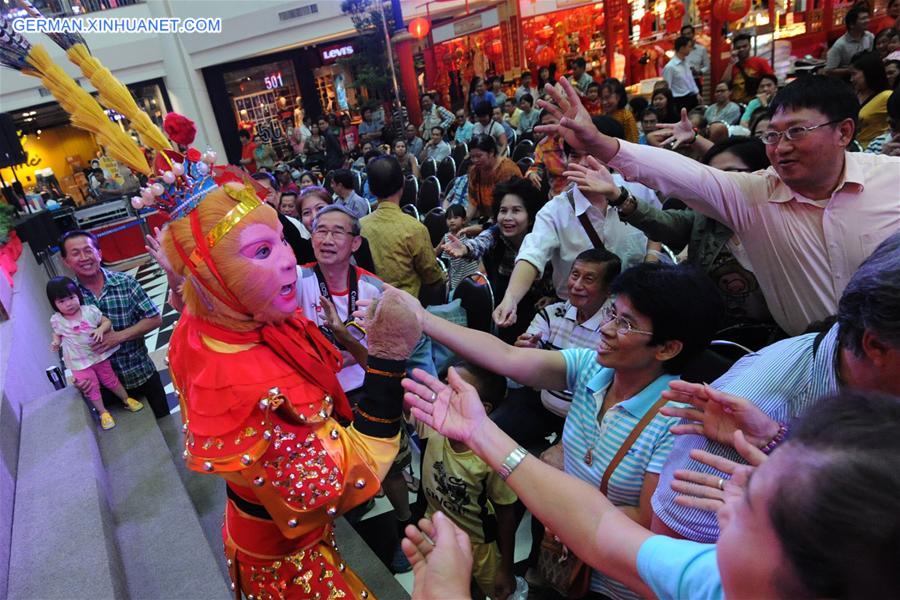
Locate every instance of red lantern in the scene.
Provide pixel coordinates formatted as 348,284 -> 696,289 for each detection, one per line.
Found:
409,17 -> 431,39
713,0 -> 751,22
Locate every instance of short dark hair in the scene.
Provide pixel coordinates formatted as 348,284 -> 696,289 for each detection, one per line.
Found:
445,204 -> 467,220
844,4 -> 869,28
601,78 -> 629,110
431,125 -> 445,136
769,390 -> 900,598
251,170 -> 279,192
420,92 -> 434,103
46,276 -> 83,311
887,89 -> 900,121
629,96 -> 650,121
769,75 -> 859,129
331,168 -> 356,190
641,107 -> 662,122
609,263 -> 723,374
59,229 -> 99,258
491,176 -> 542,223
701,136 -> 770,171
469,133 -> 498,155
573,57 -> 587,69
366,155 -> 404,198
850,51 -> 890,93
674,36 -> 693,52
364,149 -> 383,164
759,73 -> 778,86
680,24 -> 695,35
239,129 -> 251,140
733,32 -> 752,46
837,231 -> 900,357
573,248 -> 622,289
519,93 -> 534,106
474,102 -> 493,118
520,71 -> 532,80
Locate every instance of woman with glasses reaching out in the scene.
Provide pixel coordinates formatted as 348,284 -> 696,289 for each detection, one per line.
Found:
368,262 -> 723,599
533,74 -> 899,338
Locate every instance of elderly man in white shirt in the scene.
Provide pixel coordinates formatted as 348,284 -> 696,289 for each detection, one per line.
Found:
538,75 -> 900,336
663,36 -> 702,114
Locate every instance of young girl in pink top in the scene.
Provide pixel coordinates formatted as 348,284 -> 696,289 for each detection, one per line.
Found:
47,276 -> 143,430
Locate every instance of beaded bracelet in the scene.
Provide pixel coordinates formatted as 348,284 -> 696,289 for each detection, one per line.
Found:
761,422 -> 789,455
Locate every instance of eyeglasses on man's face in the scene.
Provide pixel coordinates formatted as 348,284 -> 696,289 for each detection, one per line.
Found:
760,120 -> 841,145
599,306 -> 654,336
312,227 -> 354,241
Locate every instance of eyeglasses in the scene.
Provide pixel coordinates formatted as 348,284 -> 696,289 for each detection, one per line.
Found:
759,120 -> 841,145
599,306 -> 653,336
312,228 -> 353,241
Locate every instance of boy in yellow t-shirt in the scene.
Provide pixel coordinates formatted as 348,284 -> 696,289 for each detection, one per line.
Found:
421,364 -> 518,599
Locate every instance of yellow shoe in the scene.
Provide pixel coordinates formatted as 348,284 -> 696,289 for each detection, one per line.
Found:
100,412 -> 116,430
124,397 -> 144,413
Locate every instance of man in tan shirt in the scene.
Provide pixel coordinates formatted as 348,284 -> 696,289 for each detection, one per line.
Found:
360,156 -> 445,300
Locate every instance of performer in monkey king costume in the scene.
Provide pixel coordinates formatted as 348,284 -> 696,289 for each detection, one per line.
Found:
161,160 -> 422,599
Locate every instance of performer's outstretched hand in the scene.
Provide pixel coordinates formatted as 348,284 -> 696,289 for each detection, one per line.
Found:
365,286 -> 423,361
402,367 -> 488,447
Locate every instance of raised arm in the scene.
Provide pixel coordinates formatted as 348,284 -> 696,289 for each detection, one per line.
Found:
403,369 -> 654,597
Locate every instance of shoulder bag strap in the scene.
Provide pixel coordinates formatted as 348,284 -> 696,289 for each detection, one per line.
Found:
568,188 -> 608,251
599,396 -> 669,495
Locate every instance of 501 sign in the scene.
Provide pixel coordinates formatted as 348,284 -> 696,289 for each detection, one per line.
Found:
264,71 -> 285,90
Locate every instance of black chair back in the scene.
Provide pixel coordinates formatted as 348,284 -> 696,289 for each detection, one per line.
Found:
516,156 -> 534,176
452,273 -> 495,333
451,142 -> 468,168
437,156 -> 456,189
680,340 -> 753,384
420,158 -> 438,180
418,176 -> 442,215
401,176 -> 418,207
456,156 -> 472,177
423,207 -> 448,247
511,139 -> 535,162
401,203 -> 420,220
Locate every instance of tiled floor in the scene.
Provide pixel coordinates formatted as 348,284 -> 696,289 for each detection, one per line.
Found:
119,261 -> 538,596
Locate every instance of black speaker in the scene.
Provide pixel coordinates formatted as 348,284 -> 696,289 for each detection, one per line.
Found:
0,113 -> 26,169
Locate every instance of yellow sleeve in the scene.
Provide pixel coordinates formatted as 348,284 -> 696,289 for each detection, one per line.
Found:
345,425 -> 401,481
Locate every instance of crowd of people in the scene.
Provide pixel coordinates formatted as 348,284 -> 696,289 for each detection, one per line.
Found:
48,11 -> 900,600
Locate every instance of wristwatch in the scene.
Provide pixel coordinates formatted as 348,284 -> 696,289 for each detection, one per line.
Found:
608,186 -> 630,208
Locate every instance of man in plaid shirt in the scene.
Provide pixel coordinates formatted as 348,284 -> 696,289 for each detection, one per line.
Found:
61,230 -> 170,418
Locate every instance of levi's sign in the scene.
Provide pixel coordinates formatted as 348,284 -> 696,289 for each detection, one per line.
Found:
321,45 -> 354,62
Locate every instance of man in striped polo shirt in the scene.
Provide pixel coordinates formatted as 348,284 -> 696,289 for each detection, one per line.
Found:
651,232 -> 900,543
398,262 -> 724,599
491,248 -> 621,448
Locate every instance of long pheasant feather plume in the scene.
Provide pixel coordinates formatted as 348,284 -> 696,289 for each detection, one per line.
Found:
14,0 -> 171,154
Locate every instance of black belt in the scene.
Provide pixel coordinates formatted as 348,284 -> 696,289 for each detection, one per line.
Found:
227,485 -> 273,520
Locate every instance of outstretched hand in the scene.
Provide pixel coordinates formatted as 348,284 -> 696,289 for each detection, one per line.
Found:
144,226 -> 176,280
670,430 -> 767,513
657,108 -> 695,149
402,367 -> 489,447
402,512 -> 473,600
660,380 -> 780,448
443,233 -> 469,258
534,77 -> 608,156
562,155 -> 618,200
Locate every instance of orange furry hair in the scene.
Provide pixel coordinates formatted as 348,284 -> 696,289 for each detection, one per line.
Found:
161,184 -> 280,331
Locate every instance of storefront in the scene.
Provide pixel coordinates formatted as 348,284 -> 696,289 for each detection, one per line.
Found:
1,78 -> 171,205
201,39 -> 366,168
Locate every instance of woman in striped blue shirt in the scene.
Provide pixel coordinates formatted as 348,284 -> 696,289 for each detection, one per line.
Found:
382,262 -> 723,598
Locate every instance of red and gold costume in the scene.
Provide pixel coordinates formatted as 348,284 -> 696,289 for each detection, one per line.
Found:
160,165 -> 413,599
169,312 -> 403,599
